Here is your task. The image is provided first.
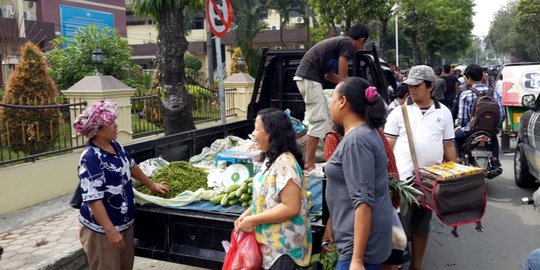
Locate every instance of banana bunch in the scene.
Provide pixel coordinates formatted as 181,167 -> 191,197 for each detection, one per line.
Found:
210,178 -> 253,208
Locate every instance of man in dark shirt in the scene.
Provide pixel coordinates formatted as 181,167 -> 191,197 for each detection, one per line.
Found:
432,66 -> 447,102
294,23 -> 369,172
441,64 -> 459,110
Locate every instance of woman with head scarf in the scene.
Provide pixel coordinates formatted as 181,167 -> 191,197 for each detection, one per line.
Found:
73,99 -> 169,270
324,77 -> 393,270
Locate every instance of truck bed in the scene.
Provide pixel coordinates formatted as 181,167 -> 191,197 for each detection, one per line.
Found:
134,205 -> 325,269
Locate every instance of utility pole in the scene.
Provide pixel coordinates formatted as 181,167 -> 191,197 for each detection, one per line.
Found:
206,22 -> 214,86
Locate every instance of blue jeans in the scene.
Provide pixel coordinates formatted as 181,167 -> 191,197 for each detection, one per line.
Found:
524,248 -> 540,270
336,259 -> 381,270
454,129 -> 499,160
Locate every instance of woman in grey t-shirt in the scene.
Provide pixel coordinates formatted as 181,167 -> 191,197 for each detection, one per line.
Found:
324,77 -> 393,270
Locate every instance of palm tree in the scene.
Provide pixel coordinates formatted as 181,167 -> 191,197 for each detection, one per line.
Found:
129,0 -> 204,134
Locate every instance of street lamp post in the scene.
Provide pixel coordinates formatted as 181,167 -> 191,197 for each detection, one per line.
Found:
391,3 -> 400,67
395,13 -> 399,67
91,49 -> 104,76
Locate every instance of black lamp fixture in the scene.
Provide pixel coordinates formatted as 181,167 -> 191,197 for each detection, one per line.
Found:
237,57 -> 246,73
91,48 -> 104,76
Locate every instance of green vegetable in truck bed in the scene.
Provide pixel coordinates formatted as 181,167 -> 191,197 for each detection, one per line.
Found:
136,161 -> 208,199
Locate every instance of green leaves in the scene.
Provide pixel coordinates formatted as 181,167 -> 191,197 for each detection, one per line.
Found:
400,0 -> 474,64
311,243 -> 339,270
487,0 -> 540,62
0,42 -> 63,155
388,176 -> 423,215
46,25 -> 142,91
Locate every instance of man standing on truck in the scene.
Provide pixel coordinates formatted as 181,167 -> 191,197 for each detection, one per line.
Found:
294,23 -> 369,173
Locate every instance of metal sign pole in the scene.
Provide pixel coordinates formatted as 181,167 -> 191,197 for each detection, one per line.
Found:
216,37 -> 226,124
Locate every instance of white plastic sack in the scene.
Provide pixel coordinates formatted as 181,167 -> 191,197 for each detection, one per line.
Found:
392,209 -> 407,251
134,187 -> 215,207
533,187 -> 540,208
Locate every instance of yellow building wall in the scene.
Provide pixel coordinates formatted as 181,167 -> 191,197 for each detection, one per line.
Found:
127,24 -> 157,45
0,152 -> 81,214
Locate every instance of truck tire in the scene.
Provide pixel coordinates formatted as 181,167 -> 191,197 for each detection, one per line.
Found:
514,146 -> 535,188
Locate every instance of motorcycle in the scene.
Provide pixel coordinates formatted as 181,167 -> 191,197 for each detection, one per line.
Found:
461,130 -> 503,179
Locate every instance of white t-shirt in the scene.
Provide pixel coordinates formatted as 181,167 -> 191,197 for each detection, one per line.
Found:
384,99 -> 455,180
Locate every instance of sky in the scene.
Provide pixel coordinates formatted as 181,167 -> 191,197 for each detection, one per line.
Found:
472,0 -> 512,37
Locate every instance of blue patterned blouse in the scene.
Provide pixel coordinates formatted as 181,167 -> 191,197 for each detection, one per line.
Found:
77,140 -> 136,233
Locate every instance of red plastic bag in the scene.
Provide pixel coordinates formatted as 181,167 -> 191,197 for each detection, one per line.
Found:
222,229 -> 262,270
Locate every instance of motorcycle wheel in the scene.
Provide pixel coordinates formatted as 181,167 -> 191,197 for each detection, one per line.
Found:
514,146 -> 535,188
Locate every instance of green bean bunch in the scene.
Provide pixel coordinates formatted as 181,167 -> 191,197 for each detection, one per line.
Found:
136,161 -> 208,199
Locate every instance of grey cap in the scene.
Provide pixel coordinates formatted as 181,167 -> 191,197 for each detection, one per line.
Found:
404,65 -> 435,86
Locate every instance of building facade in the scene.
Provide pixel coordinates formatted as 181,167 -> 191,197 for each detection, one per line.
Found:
0,0 -> 126,87
126,6 -> 308,81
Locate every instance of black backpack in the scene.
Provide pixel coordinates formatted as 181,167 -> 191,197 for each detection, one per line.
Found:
469,88 -> 500,135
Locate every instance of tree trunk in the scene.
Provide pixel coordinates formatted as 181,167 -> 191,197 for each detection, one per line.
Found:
411,31 -> 421,65
279,15 -> 285,49
304,5 -> 311,49
157,8 -> 196,135
379,18 -> 389,61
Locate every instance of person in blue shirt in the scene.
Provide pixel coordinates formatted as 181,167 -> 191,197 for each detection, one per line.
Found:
73,99 -> 169,270
455,64 -> 505,169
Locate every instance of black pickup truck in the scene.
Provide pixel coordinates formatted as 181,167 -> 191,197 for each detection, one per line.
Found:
124,47 -> 396,268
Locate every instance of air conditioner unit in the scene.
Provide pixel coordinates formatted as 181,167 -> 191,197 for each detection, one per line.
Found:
296,17 -> 304,24
23,10 -> 31,20
270,25 -> 280,30
1,5 -> 15,18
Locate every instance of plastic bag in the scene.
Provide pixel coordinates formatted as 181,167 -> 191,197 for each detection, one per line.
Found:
222,229 -> 262,270
533,187 -> 540,208
391,209 -> 407,251
139,157 -> 169,178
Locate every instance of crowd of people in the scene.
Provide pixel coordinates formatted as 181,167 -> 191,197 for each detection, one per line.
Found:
232,23 -> 505,270
71,22 -> 514,270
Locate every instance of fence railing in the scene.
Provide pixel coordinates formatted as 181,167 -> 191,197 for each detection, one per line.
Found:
131,75 -> 238,136
0,101 -> 87,166
131,95 -> 164,139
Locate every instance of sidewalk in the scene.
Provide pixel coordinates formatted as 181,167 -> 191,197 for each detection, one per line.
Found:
0,195 -> 207,270
0,119 -> 242,270
0,195 -> 85,270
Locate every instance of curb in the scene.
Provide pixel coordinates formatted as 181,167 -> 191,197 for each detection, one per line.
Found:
24,247 -> 87,270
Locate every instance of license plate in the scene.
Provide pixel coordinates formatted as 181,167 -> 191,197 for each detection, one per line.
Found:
471,150 -> 492,157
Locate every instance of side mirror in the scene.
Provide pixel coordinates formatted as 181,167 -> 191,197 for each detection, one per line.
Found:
522,94 -> 536,108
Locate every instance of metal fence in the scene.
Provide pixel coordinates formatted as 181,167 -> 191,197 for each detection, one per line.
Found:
131,76 -> 238,138
189,85 -> 237,123
0,101 -> 87,166
131,95 -> 164,139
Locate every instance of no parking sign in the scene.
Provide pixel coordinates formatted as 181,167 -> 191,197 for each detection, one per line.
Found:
206,0 -> 233,38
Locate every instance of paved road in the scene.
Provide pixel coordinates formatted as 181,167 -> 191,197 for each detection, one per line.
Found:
421,146 -> 540,270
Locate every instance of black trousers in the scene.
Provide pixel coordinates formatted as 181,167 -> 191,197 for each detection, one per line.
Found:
269,255 -> 301,270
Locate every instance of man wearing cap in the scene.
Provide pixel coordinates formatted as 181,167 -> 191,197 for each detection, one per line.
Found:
294,23 -> 369,173
384,65 -> 457,270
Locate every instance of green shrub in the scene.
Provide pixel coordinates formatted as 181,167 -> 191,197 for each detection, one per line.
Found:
0,42 -> 63,155
184,52 -> 202,75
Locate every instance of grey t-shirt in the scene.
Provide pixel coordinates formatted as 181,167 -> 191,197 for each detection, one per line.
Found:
432,77 -> 446,101
295,36 -> 353,83
324,124 -> 393,263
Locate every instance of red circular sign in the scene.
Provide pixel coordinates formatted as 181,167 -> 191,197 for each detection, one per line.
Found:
206,0 -> 233,38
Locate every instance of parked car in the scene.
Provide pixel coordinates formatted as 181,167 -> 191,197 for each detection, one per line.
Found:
514,94 -> 540,187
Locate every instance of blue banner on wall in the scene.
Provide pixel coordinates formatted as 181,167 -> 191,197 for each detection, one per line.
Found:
60,5 -> 114,40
